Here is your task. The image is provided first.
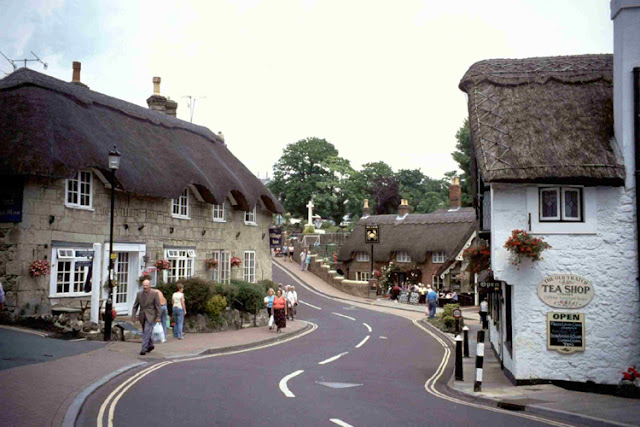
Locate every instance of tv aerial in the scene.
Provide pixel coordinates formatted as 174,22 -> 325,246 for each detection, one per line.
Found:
0,50 -> 48,72
182,95 -> 206,123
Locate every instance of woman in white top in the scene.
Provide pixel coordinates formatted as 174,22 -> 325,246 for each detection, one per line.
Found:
172,284 -> 186,339
286,286 -> 298,320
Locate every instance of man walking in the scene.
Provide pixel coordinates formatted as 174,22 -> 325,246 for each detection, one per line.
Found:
132,279 -> 161,355
426,285 -> 438,318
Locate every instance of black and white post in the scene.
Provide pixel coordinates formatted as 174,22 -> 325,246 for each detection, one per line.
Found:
474,330 -> 485,392
463,325 -> 470,357
455,334 -> 464,381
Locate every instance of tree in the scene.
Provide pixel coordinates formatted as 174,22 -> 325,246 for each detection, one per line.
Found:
344,161 -> 395,219
372,175 -> 401,215
268,137 -> 353,225
452,118 -> 473,206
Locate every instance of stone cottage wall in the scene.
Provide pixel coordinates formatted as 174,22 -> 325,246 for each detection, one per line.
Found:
0,175 -> 273,315
490,183 -> 640,384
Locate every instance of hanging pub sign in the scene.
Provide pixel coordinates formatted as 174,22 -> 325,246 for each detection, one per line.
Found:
547,312 -> 585,353
0,176 -> 24,222
365,225 -> 379,243
537,274 -> 594,308
269,227 -> 283,248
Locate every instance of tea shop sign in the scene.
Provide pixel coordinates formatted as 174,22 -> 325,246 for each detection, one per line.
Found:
537,274 -> 594,309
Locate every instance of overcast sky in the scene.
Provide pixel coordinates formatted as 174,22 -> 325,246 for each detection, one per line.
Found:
1,0 -> 613,180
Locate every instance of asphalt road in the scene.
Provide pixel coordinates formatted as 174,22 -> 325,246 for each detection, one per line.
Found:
77,264 -> 572,427
0,327 -> 105,371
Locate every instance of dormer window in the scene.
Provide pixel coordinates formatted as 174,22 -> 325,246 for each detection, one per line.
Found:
172,189 -> 190,219
213,202 -> 225,222
432,251 -> 446,263
244,207 -> 257,225
356,252 -> 370,262
397,251 -> 411,263
65,170 -> 93,209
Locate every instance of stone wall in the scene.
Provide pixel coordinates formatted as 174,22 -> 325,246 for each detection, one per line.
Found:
308,254 -> 370,298
490,183 -> 640,384
0,175 -> 274,315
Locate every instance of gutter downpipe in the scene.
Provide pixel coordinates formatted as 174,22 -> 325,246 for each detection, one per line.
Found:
634,67 -> 640,296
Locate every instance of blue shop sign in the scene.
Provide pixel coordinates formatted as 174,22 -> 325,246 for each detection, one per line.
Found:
0,177 -> 24,222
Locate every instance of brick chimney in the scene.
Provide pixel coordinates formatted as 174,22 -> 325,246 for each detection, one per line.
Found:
362,199 -> 370,218
449,176 -> 461,209
70,61 -> 88,88
397,199 -> 411,218
146,76 -> 178,116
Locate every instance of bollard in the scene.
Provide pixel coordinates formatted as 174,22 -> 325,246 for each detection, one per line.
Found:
474,330 -> 485,392
463,326 -> 470,357
455,334 -> 464,381
455,318 -> 460,334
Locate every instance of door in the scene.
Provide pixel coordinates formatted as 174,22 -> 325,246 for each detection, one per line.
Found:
113,252 -> 133,314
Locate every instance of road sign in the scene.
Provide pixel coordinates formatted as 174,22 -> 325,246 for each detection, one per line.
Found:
453,308 -> 462,319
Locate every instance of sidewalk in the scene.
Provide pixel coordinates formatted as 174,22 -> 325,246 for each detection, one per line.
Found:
0,317 -> 308,427
277,258 -> 640,427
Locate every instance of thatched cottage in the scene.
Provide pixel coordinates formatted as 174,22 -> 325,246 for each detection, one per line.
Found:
0,64 -> 282,319
458,1 -> 640,386
338,179 -> 476,292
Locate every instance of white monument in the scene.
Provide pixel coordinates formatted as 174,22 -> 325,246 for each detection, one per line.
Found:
306,200 -> 314,226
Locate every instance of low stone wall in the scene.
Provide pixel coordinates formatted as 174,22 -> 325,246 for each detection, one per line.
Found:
307,254 -> 370,299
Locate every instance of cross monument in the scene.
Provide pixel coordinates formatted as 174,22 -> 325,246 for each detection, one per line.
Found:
306,200 -> 314,226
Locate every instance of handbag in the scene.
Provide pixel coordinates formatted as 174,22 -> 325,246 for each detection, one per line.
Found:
152,322 -> 166,343
268,314 -> 274,327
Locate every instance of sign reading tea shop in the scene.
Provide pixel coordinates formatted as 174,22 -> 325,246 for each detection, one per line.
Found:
537,274 -> 594,308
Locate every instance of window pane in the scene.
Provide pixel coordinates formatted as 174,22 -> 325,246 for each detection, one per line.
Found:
541,190 -> 558,218
565,190 -> 579,218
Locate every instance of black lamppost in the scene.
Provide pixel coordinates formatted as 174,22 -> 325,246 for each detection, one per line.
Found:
104,145 -> 121,341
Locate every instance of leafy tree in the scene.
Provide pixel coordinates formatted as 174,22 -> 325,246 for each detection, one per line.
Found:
372,175 -> 401,214
268,138 -> 353,224
452,118 -> 472,206
344,161 -> 395,218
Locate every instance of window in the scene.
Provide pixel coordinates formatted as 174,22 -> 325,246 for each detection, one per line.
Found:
210,250 -> 230,284
114,253 -> 129,304
539,187 -> 582,222
397,251 -> 411,263
356,271 -> 371,281
432,251 -> 446,264
65,170 -> 93,209
244,207 -> 257,225
243,251 -> 256,283
212,202 -> 225,222
172,189 -> 190,219
356,252 -> 370,262
166,249 -> 195,282
51,248 -> 91,296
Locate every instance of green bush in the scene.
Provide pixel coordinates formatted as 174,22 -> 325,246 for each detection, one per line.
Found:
442,303 -> 460,318
257,279 -> 277,293
178,277 -> 214,314
214,282 -> 239,303
303,226 -> 315,234
232,280 -> 266,313
205,295 -> 227,319
442,315 -> 455,329
155,282 -> 178,302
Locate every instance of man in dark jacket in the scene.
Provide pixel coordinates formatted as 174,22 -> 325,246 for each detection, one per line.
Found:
131,279 -> 161,355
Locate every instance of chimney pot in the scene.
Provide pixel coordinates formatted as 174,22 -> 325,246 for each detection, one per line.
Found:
397,199 -> 411,218
449,178 -> 462,209
72,62 -> 81,82
218,131 -> 225,143
362,199 -> 370,218
153,77 -> 161,95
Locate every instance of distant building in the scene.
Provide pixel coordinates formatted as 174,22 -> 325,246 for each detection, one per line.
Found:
0,64 -> 282,317
458,1 -> 640,385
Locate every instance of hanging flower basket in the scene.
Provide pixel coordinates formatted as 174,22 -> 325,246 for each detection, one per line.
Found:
230,257 -> 242,268
29,259 -> 50,277
463,245 -> 491,274
205,258 -> 219,270
504,230 -> 551,265
373,269 -> 381,278
155,259 -> 171,271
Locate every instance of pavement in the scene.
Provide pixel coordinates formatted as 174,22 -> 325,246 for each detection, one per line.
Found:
2,257 -> 638,426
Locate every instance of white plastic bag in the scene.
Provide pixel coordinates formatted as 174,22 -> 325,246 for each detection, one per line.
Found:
152,322 -> 166,343
268,315 -> 274,328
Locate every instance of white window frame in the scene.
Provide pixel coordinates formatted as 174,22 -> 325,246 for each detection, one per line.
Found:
172,189 -> 190,219
432,251 -> 446,264
212,202 -> 226,222
219,251 -> 230,284
243,251 -> 256,283
561,187 -> 582,222
397,251 -> 411,263
49,248 -> 92,297
356,252 -> 370,262
539,187 -> 561,221
356,271 -> 371,281
65,170 -> 94,210
164,249 -> 196,282
244,207 -> 257,225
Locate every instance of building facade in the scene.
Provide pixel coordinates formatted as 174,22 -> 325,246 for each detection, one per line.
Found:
0,65 -> 282,317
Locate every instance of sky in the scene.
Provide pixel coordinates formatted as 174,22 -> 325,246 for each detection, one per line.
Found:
0,0 -> 613,180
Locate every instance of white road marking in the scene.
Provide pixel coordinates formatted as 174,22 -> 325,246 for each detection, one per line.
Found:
362,322 -> 372,333
379,336 -> 388,339
355,335 -> 370,349
319,351 -> 349,365
279,370 -> 304,397
299,300 -> 321,310
332,312 -> 356,321
0,324 -> 48,337
330,418 -> 354,427
70,338 -> 86,341
413,320 -> 574,427
98,321 -> 318,427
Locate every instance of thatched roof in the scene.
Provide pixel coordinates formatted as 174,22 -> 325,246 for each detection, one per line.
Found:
434,227 -> 475,278
0,68 -> 283,213
459,54 -> 624,185
338,208 -> 476,263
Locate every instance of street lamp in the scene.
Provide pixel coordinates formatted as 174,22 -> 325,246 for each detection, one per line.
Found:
104,145 -> 121,341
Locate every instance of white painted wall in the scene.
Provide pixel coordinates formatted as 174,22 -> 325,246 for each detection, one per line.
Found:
490,183 -> 640,384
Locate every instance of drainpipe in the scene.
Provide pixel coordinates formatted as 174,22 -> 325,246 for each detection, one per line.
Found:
634,67 -> 640,294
